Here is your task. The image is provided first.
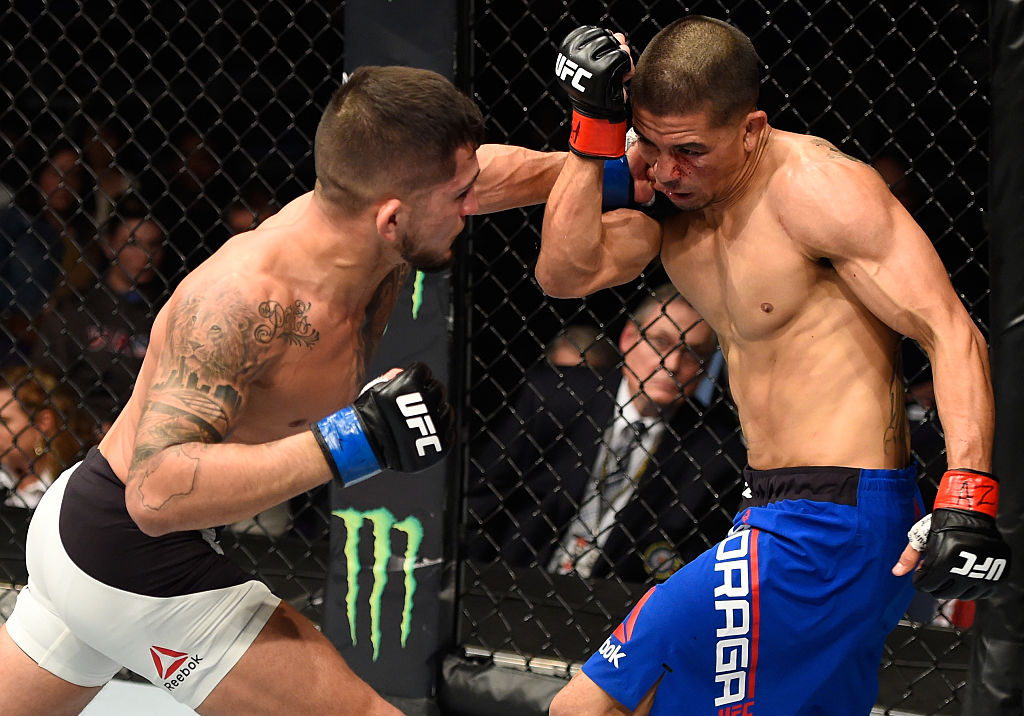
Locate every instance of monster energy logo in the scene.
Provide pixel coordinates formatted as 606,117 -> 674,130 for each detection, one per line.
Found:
411,270 -> 424,319
332,507 -> 424,661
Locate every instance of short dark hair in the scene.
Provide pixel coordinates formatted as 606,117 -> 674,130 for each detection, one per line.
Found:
314,66 -> 485,213
104,194 -> 149,236
631,16 -> 761,127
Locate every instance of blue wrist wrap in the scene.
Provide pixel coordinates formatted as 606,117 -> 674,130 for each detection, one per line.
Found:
312,407 -> 381,486
602,155 -> 631,211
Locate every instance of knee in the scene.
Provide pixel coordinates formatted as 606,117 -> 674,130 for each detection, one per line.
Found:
548,686 -> 573,716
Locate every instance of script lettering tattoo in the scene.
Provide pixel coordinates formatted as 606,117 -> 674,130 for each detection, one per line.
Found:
255,300 -> 320,347
355,265 -> 410,384
129,290 -> 275,510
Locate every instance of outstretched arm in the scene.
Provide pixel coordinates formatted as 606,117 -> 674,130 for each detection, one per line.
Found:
474,144 -> 567,214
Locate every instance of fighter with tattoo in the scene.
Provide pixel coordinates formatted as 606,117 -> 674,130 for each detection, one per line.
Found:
0,66 -> 565,715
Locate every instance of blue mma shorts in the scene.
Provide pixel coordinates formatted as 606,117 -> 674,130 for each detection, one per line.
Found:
582,465 -> 923,716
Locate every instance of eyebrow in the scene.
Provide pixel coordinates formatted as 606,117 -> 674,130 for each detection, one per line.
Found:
455,168 -> 481,197
634,129 -> 707,153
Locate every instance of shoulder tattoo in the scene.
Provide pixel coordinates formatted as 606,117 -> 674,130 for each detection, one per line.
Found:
810,137 -> 861,163
256,300 -> 320,347
131,290 -> 320,466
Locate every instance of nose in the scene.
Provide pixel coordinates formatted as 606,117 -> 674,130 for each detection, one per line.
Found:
661,348 -> 696,383
652,153 -> 681,186
461,188 -> 479,218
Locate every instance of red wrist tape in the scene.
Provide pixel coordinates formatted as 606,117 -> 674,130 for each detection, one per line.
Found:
569,109 -> 627,159
934,469 -> 999,518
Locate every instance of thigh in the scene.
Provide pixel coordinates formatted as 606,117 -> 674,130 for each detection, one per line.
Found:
0,624 -> 104,716
550,670 -> 659,716
197,601 -> 399,716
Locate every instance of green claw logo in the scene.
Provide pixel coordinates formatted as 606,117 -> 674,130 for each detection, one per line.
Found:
332,507 -> 423,661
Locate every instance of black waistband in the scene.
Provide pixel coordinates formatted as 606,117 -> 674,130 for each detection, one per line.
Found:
59,447 -> 252,597
742,465 -> 861,508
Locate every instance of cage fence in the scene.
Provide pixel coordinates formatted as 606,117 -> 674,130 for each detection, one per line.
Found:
0,1 -> 990,713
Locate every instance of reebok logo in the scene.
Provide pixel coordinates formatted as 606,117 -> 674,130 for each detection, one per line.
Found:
396,392 -> 441,457
598,637 -> 626,668
150,646 -> 203,691
950,550 -> 1007,581
555,53 -> 593,92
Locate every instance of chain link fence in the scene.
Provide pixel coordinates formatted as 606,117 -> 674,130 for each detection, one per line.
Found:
0,1 -> 991,713
457,1 -> 989,714
0,0 -> 343,650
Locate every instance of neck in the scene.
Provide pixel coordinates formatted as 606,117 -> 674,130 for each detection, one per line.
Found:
306,190 -> 407,304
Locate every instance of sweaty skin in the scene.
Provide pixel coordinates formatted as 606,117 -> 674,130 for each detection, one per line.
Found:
99,143 -> 564,537
540,104 -> 993,716
540,109 -> 991,476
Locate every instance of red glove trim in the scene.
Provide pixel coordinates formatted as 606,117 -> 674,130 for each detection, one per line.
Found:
934,469 -> 999,518
569,109 -> 627,159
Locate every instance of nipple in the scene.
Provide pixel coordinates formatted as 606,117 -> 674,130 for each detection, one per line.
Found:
760,302 -> 774,313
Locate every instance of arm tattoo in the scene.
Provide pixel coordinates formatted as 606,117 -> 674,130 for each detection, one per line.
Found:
130,289 -> 321,498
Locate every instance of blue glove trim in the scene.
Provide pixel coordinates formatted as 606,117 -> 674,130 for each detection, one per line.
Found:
602,155 -> 631,211
312,407 -> 382,486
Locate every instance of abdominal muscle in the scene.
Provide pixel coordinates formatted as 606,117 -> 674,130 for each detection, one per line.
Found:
721,307 -> 911,471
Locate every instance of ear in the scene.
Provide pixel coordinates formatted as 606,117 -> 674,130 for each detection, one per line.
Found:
742,110 -> 768,151
101,235 -> 116,260
35,407 -> 56,435
619,321 -> 640,353
374,199 -> 404,242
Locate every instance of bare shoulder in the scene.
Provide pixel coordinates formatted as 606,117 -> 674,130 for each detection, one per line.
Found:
129,267 -> 318,468
770,132 -> 899,259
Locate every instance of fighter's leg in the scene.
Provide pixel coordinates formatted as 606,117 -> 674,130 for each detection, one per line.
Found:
550,671 -> 659,716
0,623 -> 104,716
196,600 -> 399,716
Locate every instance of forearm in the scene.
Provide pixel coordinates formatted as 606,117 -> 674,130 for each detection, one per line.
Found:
474,144 -> 567,214
537,155 -> 606,296
927,321 -> 994,471
125,431 -> 330,536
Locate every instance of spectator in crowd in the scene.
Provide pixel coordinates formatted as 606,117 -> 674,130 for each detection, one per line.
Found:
226,182 -> 278,234
467,285 -> 746,583
81,119 -> 137,226
32,195 -> 166,436
0,143 -> 89,350
545,323 -> 618,371
0,365 -> 93,509
146,129 -> 232,281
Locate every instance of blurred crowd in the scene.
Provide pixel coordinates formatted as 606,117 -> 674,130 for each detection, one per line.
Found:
0,122 -> 278,510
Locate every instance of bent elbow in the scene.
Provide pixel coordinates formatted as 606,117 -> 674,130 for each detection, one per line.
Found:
535,259 -> 593,299
125,488 -> 174,537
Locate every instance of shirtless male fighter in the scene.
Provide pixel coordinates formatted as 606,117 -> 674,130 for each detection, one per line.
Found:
0,66 -> 564,715
541,17 -> 1010,716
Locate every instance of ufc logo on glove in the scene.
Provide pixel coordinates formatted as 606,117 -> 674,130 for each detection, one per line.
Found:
555,53 -> 592,92
950,550 -> 1007,581
397,393 -> 442,456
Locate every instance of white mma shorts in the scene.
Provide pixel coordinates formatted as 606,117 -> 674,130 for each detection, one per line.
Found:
6,461 -> 281,709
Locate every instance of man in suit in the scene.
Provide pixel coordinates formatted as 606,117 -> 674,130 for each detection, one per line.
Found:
467,284 -> 746,583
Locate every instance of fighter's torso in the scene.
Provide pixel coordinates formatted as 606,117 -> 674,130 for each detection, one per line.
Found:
661,132 -> 910,470
100,195 -> 408,479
